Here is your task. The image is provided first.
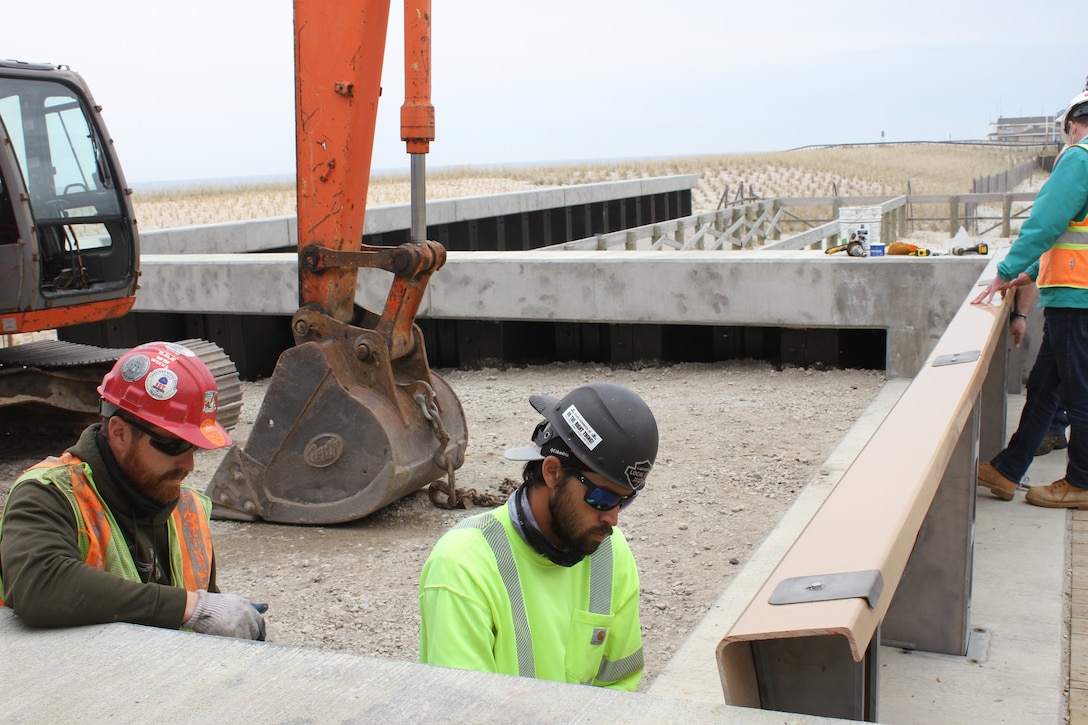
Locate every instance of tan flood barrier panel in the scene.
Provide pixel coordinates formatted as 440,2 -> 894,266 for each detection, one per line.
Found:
716,255 -> 1010,720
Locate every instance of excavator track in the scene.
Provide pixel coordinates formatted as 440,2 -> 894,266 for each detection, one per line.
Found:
0,338 -> 241,431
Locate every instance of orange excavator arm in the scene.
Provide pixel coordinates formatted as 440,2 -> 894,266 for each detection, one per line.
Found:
294,0 -> 389,322
294,0 -> 443,360
206,0 -> 467,524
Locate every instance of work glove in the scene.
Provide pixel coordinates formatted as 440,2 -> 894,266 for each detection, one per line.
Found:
182,590 -> 266,640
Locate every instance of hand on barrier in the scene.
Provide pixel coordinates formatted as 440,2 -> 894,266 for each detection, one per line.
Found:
183,590 -> 267,640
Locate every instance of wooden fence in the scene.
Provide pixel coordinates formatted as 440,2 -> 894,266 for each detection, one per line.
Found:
971,155 -> 1053,193
548,192 -> 1037,252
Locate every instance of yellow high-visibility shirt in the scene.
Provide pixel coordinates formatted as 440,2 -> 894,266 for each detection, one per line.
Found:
419,501 -> 644,690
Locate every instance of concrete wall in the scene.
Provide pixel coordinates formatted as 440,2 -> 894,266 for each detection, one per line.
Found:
139,175 -> 699,254
135,251 -> 989,379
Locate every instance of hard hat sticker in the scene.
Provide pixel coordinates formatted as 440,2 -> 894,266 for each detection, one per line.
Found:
163,342 -> 196,357
562,404 -> 602,450
200,419 -> 227,447
203,390 -> 218,414
120,354 -> 151,383
146,368 -> 179,401
625,460 -> 652,490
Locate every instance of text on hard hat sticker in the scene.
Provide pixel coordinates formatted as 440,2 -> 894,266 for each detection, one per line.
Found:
145,368 -> 179,401
562,404 -> 602,450
625,460 -> 653,490
162,342 -> 196,357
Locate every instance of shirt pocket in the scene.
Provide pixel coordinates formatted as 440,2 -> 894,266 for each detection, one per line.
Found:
565,609 -> 615,685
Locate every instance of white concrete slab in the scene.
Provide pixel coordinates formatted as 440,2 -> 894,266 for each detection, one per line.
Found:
0,607 -> 852,724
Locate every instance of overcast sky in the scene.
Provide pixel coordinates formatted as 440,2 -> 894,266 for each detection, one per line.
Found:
3,1 -> 1084,185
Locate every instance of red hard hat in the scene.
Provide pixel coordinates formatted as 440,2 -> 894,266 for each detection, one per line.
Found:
98,341 -> 231,450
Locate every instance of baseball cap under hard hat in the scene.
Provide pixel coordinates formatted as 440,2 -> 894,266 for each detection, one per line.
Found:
98,341 -> 231,450
504,382 -> 658,492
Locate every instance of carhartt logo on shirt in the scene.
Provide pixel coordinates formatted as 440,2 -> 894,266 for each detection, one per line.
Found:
591,628 -> 607,645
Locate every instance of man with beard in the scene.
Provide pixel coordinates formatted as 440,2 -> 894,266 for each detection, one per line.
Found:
0,341 -> 265,640
419,382 -> 658,690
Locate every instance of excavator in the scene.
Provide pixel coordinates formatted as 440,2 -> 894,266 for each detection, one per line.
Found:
0,0 -> 468,525
205,0 -> 467,525
0,59 -> 241,430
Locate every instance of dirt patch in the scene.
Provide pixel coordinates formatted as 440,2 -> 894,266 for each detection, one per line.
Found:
0,360 -> 884,689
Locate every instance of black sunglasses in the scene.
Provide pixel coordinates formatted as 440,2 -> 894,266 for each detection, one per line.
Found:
570,472 -> 637,512
118,415 -> 196,457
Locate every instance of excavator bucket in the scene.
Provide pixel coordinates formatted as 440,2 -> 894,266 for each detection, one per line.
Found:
205,0 -> 463,524
205,316 -> 465,524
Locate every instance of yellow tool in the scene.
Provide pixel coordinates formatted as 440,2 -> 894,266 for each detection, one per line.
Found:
826,235 -> 866,257
953,242 -> 989,255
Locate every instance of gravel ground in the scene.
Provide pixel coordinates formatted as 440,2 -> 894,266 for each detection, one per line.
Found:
0,359 -> 884,690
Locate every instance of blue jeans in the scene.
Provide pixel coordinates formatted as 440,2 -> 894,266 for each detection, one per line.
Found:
1050,408 -> 1069,436
992,308 -> 1088,489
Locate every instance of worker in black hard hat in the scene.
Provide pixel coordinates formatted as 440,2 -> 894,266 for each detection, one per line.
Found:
419,382 -> 658,690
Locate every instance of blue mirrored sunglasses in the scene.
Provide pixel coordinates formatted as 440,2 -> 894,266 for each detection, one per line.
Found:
118,414 -> 196,457
571,472 -> 637,512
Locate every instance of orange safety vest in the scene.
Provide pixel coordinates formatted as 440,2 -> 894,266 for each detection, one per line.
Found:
1039,143 -> 1088,289
0,452 -> 213,605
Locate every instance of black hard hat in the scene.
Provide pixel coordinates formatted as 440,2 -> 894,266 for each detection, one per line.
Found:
505,382 -> 658,491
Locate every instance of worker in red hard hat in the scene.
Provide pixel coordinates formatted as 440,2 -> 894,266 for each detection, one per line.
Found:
0,341 -> 267,640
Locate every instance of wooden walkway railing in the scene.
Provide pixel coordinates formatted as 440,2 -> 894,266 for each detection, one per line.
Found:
712,254 -> 1011,720
547,193 -> 1036,252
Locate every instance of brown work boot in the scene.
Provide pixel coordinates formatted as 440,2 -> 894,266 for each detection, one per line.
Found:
1034,432 -> 1069,457
977,462 -> 1017,501
1025,479 -> 1088,509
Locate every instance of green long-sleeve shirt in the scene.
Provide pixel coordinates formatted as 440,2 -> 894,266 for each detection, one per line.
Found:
419,500 -> 644,690
0,425 -> 217,628
998,144 -> 1088,308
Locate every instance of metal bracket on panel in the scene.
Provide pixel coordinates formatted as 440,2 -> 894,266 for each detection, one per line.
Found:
932,350 -> 981,367
768,570 -> 885,609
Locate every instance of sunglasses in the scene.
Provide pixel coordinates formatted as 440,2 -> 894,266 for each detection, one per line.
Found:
571,472 -> 637,512
119,415 -> 196,457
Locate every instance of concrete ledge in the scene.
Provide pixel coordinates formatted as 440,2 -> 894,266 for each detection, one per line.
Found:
134,251 -> 989,378
0,608 -> 842,724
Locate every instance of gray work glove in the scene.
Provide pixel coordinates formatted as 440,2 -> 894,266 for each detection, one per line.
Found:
182,590 -> 266,640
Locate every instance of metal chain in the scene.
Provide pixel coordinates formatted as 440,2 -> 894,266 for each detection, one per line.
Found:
410,380 -> 514,509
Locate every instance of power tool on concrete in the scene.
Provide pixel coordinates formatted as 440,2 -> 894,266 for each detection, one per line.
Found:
952,243 -> 989,255
826,232 -> 866,257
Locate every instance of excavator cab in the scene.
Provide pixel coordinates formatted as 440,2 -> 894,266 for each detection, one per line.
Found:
0,60 -> 138,330
205,0 -> 468,524
0,62 -> 241,432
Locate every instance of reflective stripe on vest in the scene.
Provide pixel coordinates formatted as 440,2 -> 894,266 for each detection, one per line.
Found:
172,490 -> 213,591
2,452 -> 212,598
1039,143 -> 1088,289
1038,228 -> 1088,289
453,511 -> 614,680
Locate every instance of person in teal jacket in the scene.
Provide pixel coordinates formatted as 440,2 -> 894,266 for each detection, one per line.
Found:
419,382 -> 658,690
974,88 -> 1088,508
